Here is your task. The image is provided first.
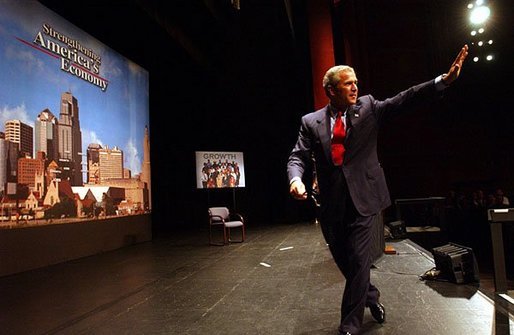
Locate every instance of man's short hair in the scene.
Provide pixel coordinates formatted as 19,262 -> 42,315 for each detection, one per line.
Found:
322,65 -> 355,90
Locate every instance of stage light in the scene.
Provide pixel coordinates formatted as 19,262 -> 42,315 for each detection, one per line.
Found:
466,1 -> 495,64
470,5 -> 490,25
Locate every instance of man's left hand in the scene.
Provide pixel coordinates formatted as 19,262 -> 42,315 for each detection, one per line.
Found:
442,44 -> 468,85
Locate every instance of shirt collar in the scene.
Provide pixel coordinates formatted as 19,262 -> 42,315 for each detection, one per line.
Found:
329,104 -> 349,118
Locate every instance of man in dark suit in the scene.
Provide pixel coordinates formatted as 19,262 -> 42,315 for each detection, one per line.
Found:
287,45 -> 468,335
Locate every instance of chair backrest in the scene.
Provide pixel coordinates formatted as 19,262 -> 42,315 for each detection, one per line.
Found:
209,207 -> 230,222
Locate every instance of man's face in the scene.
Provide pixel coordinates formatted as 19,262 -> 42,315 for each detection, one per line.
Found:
330,70 -> 358,107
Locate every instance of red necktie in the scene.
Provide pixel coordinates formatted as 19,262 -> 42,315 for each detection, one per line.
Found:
331,111 -> 346,166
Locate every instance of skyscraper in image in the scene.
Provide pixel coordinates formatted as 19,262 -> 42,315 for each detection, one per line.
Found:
58,92 -> 83,186
35,109 -> 58,163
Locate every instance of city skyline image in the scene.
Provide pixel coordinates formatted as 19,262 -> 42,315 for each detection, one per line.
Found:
0,1 -> 151,225
0,1 -> 149,180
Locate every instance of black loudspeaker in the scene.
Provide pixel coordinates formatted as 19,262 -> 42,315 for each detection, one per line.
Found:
387,220 -> 407,239
431,243 -> 480,284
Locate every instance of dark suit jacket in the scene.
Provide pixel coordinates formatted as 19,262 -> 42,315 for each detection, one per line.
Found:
287,79 -> 441,217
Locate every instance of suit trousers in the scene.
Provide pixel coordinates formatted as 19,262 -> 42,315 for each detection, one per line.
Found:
319,168 -> 380,334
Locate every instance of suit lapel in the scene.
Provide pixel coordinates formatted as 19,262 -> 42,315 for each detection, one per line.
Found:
315,107 -> 332,163
345,105 -> 360,143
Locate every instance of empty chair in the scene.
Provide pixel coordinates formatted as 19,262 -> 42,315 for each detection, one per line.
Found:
208,207 -> 245,245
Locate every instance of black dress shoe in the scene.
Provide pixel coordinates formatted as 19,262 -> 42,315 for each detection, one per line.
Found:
337,326 -> 352,335
337,325 -> 352,335
368,302 -> 386,323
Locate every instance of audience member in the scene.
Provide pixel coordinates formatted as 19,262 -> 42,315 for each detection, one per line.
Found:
494,188 -> 510,207
445,190 -> 458,209
471,189 -> 486,209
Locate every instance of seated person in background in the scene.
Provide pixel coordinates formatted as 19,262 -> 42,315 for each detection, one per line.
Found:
494,188 -> 510,208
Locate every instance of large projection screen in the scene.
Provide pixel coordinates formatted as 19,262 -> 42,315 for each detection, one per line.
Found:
0,1 -> 151,227
195,151 -> 245,189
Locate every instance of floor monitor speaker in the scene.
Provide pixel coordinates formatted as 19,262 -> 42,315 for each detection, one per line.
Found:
431,242 -> 480,284
387,220 -> 407,239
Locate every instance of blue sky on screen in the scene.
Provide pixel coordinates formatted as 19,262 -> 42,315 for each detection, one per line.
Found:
0,1 -> 149,176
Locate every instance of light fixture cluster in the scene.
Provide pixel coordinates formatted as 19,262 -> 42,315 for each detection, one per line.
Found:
467,0 -> 494,63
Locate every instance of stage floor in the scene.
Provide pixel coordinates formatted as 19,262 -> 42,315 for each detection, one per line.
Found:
0,222 -> 512,334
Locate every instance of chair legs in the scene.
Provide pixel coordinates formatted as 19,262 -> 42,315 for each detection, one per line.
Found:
209,224 -> 226,246
210,225 -> 245,245
227,225 -> 245,243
